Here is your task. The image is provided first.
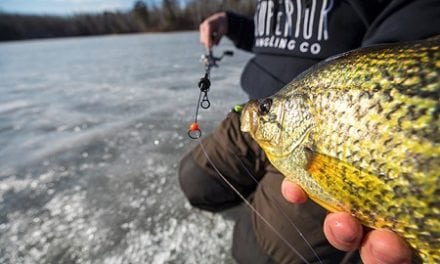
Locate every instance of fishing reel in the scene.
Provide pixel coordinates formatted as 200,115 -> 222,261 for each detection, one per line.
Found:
188,49 -> 234,139
201,50 -> 234,74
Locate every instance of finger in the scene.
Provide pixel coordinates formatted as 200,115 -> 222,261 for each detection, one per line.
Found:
199,23 -> 212,49
281,178 -> 308,203
360,229 -> 412,264
199,12 -> 227,49
323,212 -> 363,251
211,31 -> 219,46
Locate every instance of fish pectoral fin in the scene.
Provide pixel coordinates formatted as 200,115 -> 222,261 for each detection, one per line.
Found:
284,166 -> 344,214
306,152 -> 391,228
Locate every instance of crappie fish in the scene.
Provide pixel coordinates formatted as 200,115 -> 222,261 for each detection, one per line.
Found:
240,38 -> 439,263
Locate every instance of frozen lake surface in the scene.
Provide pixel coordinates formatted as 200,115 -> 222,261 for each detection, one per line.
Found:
0,32 -> 252,263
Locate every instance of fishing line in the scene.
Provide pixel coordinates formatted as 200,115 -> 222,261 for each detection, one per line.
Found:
187,49 -> 233,139
197,138 -> 312,264
187,48 -> 320,263
228,149 -> 323,264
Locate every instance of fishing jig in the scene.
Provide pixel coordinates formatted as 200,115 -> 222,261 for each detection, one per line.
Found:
188,49 -> 233,139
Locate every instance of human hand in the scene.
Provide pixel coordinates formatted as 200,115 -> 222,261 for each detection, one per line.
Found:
281,179 -> 412,264
199,12 -> 228,49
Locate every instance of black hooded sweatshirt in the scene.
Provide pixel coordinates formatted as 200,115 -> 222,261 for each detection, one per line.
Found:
225,0 -> 440,99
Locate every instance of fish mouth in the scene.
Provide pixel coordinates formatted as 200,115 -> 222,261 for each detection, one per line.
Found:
240,99 -> 286,157
240,100 -> 259,135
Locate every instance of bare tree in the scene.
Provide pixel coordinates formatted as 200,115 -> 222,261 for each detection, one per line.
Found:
0,0 -> 255,41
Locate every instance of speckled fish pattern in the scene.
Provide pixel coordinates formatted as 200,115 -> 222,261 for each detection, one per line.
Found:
240,38 -> 439,263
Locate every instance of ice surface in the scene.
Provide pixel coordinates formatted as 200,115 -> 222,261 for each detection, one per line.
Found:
0,32 -> 251,263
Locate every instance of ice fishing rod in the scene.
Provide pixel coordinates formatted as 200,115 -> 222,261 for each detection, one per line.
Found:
188,49 -> 234,139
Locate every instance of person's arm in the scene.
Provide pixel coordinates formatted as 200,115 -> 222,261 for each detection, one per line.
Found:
362,0 -> 440,45
199,12 -> 254,52
225,12 -> 254,52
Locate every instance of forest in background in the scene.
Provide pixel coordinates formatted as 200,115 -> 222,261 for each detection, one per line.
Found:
0,0 -> 255,41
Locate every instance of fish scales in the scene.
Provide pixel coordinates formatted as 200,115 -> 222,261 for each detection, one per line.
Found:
240,38 -> 440,263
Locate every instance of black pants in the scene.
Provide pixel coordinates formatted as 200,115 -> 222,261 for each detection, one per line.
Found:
179,111 -> 357,263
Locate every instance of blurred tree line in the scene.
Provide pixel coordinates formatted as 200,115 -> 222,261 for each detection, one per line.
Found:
0,0 -> 255,41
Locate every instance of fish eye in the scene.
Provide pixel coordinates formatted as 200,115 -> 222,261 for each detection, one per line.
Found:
258,98 -> 272,115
